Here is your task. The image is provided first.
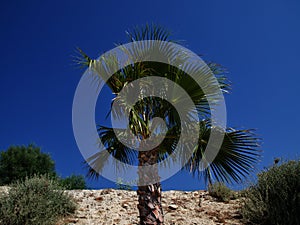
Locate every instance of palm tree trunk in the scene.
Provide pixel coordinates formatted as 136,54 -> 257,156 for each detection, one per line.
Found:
137,148 -> 164,225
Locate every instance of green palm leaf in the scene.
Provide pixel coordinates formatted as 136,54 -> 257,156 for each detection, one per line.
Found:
85,126 -> 138,179
186,120 -> 261,184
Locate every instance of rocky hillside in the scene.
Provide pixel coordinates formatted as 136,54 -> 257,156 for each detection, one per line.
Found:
58,189 -> 243,225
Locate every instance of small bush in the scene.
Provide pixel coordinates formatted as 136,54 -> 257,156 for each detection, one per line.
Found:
0,175 -> 76,225
59,174 -> 87,190
242,160 -> 300,225
208,182 -> 236,202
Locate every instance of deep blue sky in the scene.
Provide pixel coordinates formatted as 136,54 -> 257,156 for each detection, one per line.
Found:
1,0 -> 299,190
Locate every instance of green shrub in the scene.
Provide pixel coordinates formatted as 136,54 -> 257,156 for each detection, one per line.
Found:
208,182 -> 236,202
0,144 -> 56,185
242,160 -> 300,225
59,174 -> 87,190
0,175 -> 76,225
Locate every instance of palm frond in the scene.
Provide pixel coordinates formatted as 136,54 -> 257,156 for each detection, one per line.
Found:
98,126 -> 138,165
73,47 -> 93,69
185,120 -> 261,184
84,126 -> 138,179
126,23 -> 172,42
206,62 -> 231,94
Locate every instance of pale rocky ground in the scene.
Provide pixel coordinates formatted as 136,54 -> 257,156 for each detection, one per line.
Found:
0,186 -> 244,225
57,189 -> 244,225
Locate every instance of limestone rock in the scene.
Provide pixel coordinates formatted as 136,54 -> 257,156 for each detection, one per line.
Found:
0,187 -> 244,225
168,204 -> 178,210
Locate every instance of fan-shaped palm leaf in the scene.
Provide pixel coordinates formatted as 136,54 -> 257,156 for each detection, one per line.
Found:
186,120 -> 261,184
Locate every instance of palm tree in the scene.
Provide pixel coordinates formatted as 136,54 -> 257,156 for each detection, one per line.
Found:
76,24 -> 261,225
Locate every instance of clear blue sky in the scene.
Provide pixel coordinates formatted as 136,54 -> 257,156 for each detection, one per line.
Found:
1,0 -> 299,190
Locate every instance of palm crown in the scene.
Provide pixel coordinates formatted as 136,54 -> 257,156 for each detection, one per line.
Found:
77,24 -> 260,185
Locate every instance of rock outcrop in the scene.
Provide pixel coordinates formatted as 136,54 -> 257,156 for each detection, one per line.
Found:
57,189 -> 243,225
